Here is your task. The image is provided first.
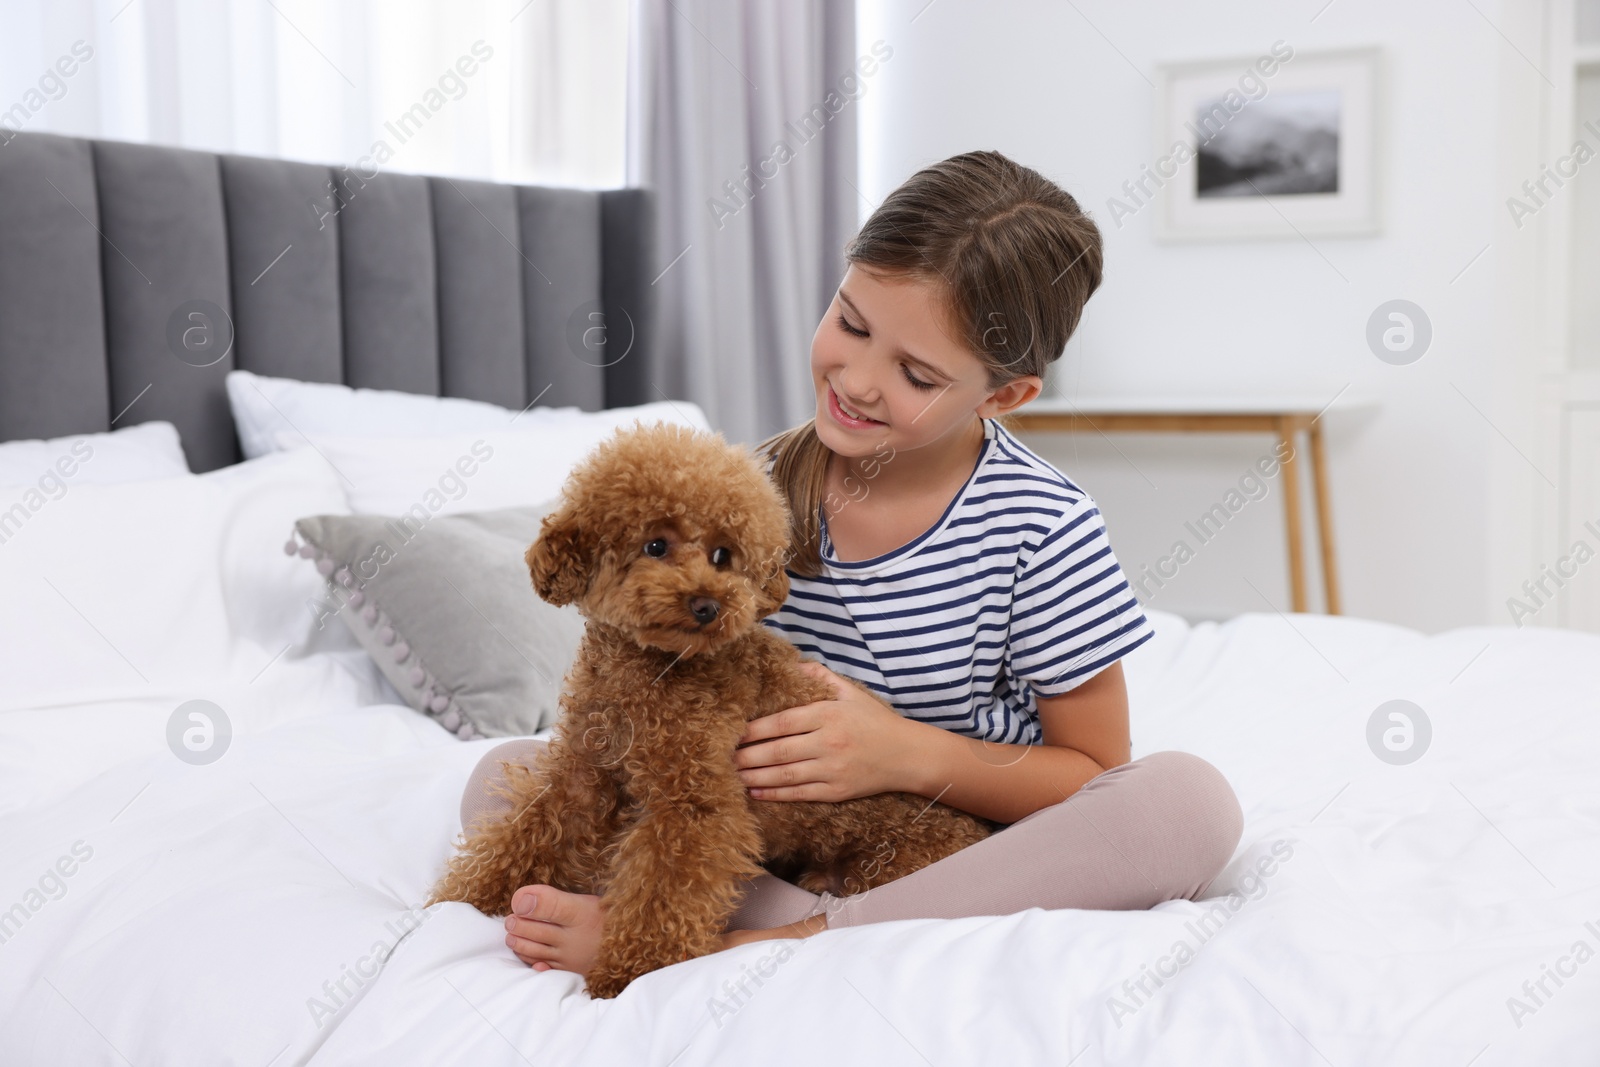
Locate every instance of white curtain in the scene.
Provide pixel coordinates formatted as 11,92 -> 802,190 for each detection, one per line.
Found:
0,0 -> 628,187
628,0 -> 861,445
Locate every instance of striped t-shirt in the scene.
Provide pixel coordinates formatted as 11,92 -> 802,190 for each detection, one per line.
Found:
761,417 -> 1154,746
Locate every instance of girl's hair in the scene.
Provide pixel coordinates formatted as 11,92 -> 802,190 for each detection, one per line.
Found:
756,149 -> 1105,578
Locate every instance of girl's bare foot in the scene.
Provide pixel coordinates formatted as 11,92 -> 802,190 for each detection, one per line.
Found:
504,885 -> 831,973
504,885 -> 606,973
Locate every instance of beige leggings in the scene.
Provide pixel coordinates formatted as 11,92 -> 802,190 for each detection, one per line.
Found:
458,741 -> 1244,931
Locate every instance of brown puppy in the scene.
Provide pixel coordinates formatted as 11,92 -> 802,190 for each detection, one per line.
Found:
428,422 -> 993,999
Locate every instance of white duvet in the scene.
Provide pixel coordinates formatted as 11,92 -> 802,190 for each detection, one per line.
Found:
3,605 -> 1597,1066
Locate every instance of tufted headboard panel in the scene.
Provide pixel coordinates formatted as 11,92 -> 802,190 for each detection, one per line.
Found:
0,131 -> 659,471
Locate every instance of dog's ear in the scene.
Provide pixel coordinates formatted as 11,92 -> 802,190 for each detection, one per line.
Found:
526,507 -> 593,606
753,552 -> 790,617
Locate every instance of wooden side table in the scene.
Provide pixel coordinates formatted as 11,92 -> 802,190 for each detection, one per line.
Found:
999,398 -> 1348,614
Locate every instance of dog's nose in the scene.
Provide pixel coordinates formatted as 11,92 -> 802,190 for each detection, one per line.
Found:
688,596 -> 720,624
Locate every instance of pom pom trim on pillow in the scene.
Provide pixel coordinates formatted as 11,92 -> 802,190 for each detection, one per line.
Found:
283,530 -> 482,741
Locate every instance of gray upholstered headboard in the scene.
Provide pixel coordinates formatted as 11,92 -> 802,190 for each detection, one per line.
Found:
0,131 -> 658,471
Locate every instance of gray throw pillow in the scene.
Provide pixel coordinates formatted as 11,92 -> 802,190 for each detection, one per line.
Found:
290,503 -> 586,739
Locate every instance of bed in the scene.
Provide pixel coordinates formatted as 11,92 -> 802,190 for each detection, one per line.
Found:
2,131 -> 1597,1066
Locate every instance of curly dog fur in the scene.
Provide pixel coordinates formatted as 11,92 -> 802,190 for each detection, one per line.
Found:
427,422 -> 993,999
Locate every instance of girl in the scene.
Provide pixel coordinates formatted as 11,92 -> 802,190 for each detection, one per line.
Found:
463,150 -> 1243,974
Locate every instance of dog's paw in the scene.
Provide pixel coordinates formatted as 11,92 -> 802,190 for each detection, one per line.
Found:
584,966 -> 634,1000
795,867 -> 851,896
795,870 -> 829,895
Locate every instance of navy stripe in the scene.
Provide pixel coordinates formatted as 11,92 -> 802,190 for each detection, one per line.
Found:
762,611 -> 874,650
964,487 -> 1081,510
1031,626 -> 1155,694
945,512 -> 1056,538
870,620 -> 1004,646
973,465 -> 1076,487
1016,611 -> 1151,684
794,566 -> 1016,608
1013,561 -> 1122,631
881,650 -> 1004,684
829,588 -> 1016,624
798,549 -> 1014,589
1011,565 -> 1128,644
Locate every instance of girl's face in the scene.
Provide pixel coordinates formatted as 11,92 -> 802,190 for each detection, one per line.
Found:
809,265 -> 1041,461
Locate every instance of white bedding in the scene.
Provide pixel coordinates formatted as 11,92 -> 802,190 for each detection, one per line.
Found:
2,608 -> 1597,1066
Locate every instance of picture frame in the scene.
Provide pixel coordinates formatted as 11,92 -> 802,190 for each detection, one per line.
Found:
1151,45 -> 1383,242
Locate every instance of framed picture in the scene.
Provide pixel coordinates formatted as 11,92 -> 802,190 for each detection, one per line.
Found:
1151,45 -> 1382,241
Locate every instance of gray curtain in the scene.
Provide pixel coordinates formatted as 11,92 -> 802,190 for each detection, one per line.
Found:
628,0 -> 859,446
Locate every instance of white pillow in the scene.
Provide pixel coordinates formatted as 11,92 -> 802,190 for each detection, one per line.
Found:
0,421 -> 190,487
0,448 -> 348,711
281,401 -> 713,515
226,369 -> 593,459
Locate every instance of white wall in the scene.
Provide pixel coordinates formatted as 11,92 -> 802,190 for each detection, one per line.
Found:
857,0 -> 1549,633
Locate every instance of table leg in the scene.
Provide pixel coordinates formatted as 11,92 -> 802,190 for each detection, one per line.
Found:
1278,418 -> 1308,613
1309,420 -> 1341,615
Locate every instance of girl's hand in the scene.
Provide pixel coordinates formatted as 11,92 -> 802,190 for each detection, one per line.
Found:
733,660 -> 915,802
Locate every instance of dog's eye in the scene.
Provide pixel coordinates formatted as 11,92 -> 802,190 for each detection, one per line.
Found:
710,547 -> 731,567
644,538 -> 669,558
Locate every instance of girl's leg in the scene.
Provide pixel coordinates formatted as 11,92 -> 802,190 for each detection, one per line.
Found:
723,873 -> 828,931
460,745 -> 1244,933
459,739 -> 550,833
813,750 -> 1243,929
